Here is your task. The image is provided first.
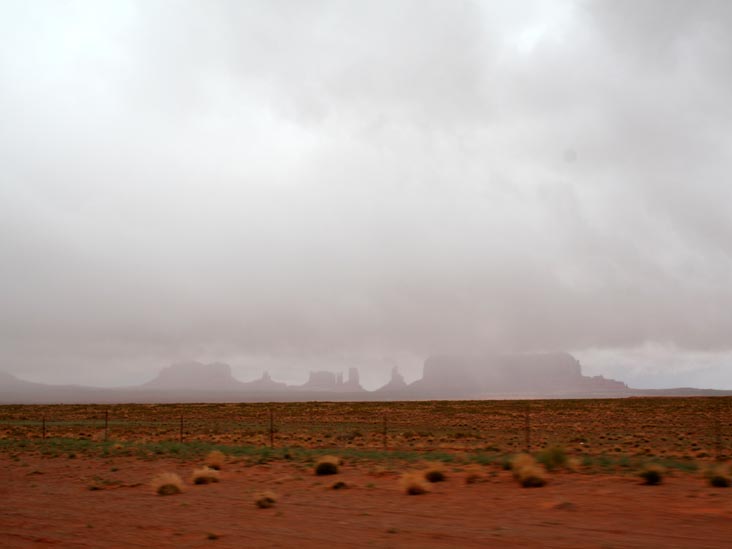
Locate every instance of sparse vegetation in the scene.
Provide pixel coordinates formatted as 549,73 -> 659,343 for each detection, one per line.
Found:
566,456 -> 582,472
511,454 -> 548,488
254,491 -> 277,508
422,462 -> 446,482
205,450 -> 225,470
192,466 -> 220,485
537,445 -> 568,471
704,465 -> 731,488
464,464 -> 484,484
151,472 -> 184,496
400,472 -> 429,495
331,480 -> 348,489
639,464 -> 665,485
314,455 -> 341,476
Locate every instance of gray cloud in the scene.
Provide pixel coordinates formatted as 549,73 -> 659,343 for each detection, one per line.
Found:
1,0 -> 731,388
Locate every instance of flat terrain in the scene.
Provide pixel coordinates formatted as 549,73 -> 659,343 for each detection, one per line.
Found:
2,397 -> 732,458
2,398 -> 732,547
3,452 -> 732,548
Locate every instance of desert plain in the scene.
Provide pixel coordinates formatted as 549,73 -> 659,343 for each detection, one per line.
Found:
3,397 -> 732,548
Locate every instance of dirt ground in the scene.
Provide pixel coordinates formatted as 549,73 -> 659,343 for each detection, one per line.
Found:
2,454 -> 732,548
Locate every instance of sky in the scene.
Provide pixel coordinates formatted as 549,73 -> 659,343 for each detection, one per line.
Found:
1,0 -> 731,390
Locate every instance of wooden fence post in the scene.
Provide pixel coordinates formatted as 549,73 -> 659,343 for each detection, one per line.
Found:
525,401 -> 531,454
104,410 -> 109,442
42,415 -> 46,440
269,409 -> 274,448
715,399 -> 722,461
382,415 -> 387,450
179,416 -> 184,444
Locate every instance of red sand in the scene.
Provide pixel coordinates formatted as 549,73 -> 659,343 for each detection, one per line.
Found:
3,455 -> 732,548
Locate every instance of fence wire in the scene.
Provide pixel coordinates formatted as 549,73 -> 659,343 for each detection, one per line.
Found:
1,398 -> 730,459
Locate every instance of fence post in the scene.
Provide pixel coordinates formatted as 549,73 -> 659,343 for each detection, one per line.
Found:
525,401 -> 531,454
382,415 -> 387,450
179,416 -> 184,444
269,408 -> 274,448
715,399 -> 722,461
104,410 -> 109,442
42,415 -> 46,440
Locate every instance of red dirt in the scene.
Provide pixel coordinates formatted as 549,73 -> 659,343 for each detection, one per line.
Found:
3,455 -> 732,548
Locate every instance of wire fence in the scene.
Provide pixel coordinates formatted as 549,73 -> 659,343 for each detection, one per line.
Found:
1,398 -> 731,460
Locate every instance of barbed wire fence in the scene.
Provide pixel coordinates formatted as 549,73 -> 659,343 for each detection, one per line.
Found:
1,398 -> 730,460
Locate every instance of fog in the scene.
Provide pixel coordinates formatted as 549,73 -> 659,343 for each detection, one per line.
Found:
1,1 -> 731,390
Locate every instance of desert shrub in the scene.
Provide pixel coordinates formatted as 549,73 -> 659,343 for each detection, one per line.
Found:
465,473 -> 481,484
510,454 -> 536,476
516,466 -> 548,488
537,446 -> 568,471
511,454 -> 548,488
639,464 -> 665,485
566,457 -> 582,473
151,472 -> 184,496
400,472 -> 429,495
704,466 -> 731,488
464,465 -> 484,484
422,462 -> 446,483
192,467 -> 220,485
255,491 -> 277,508
205,450 -> 225,470
709,474 -> 731,488
331,480 -> 348,490
314,455 -> 340,476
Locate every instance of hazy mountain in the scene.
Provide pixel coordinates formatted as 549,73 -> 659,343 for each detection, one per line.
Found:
2,354 -> 731,404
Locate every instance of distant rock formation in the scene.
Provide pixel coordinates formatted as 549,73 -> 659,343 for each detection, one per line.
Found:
300,370 -> 340,391
142,361 -> 243,391
241,371 -> 288,391
6,352 -> 693,405
375,366 -> 408,392
298,368 -> 364,392
410,352 -> 627,397
344,367 -> 362,391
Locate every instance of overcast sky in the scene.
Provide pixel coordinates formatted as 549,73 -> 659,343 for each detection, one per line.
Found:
1,0 -> 731,390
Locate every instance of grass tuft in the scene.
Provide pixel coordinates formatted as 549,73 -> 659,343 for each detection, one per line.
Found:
704,465 -> 731,488
192,467 -> 220,485
639,464 -> 665,485
255,491 -> 278,508
151,472 -> 184,496
205,450 -> 225,470
400,472 -> 429,495
537,446 -> 568,471
464,464 -> 484,484
314,455 -> 341,476
511,454 -> 548,488
422,462 -> 446,483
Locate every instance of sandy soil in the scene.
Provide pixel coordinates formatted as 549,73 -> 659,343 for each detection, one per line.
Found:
2,455 -> 732,548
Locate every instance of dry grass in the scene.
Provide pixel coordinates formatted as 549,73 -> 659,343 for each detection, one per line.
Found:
511,454 -> 548,488
704,465 -> 731,488
254,491 -> 278,508
566,456 -> 582,473
315,455 -> 341,476
639,464 -> 665,485
368,465 -> 393,477
422,462 -> 446,483
400,472 -> 430,495
537,445 -> 568,471
191,467 -> 221,485
204,450 -> 226,470
464,464 -> 484,484
151,472 -> 184,496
